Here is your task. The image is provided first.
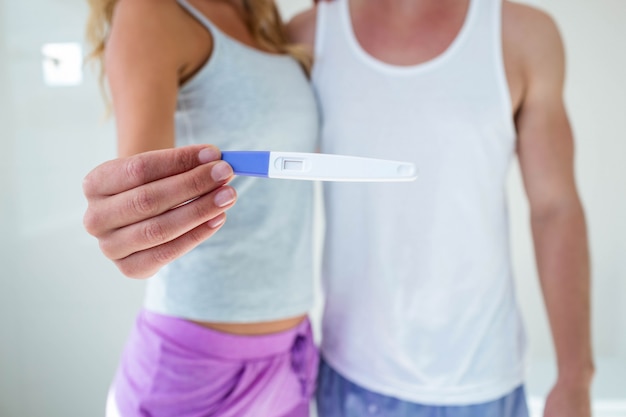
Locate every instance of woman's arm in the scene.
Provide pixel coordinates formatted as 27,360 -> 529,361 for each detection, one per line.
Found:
106,0 -> 194,156
83,0 -> 237,278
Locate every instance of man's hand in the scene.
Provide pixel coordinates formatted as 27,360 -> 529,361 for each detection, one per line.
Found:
83,145 -> 237,279
543,379 -> 592,417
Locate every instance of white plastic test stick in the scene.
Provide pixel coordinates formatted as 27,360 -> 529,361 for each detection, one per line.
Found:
221,151 -> 417,182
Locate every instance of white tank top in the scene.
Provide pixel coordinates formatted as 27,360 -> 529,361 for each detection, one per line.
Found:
143,0 -> 319,323
313,0 -> 526,404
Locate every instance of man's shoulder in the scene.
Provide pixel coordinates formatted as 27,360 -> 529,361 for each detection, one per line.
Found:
503,1 -> 563,56
503,1 -> 565,89
286,7 -> 317,48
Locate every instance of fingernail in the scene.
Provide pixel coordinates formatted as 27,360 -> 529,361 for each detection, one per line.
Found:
214,188 -> 235,207
208,214 -> 226,229
199,147 -> 220,164
211,161 -> 233,182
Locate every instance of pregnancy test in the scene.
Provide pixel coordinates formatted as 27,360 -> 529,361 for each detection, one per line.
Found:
221,151 -> 417,182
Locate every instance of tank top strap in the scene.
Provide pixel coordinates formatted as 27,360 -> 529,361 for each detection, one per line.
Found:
314,0 -> 347,60
176,0 -> 223,38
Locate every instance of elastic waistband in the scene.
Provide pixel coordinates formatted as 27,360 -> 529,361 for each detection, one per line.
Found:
139,309 -> 313,361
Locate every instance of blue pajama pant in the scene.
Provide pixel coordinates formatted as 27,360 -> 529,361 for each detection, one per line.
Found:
316,358 -> 529,417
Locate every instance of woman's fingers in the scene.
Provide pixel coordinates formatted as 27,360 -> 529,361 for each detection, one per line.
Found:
112,213 -> 230,279
82,145 -> 240,278
82,145 -> 221,198
84,159 -> 233,236
98,185 -> 236,260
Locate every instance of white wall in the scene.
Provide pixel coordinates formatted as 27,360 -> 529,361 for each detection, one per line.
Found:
0,0 -> 624,416
0,1 -> 20,414
0,1 -> 143,416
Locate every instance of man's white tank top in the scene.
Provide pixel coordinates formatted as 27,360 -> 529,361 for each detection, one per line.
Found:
313,0 -> 527,405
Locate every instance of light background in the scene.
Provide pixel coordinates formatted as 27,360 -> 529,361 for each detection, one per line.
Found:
0,0 -> 624,416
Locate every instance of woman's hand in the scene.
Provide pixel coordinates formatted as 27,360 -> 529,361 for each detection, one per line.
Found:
83,145 -> 236,278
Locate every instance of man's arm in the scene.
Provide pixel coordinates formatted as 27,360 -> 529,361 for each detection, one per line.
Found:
512,6 -> 594,417
286,7 -> 317,52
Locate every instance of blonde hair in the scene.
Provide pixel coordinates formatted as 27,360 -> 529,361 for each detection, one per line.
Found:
85,0 -> 116,102
85,0 -> 312,96
242,0 -> 312,73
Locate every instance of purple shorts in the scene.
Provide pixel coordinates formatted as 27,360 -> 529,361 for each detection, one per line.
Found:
107,309 -> 319,417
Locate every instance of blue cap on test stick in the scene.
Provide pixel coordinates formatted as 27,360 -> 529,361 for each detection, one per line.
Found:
221,151 -> 270,177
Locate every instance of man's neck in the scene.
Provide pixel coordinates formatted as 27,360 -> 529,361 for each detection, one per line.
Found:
349,0 -> 471,66
354,0 -> 462,20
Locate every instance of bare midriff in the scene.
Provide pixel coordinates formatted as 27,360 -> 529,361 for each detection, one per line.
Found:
191,314 -> 307,336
